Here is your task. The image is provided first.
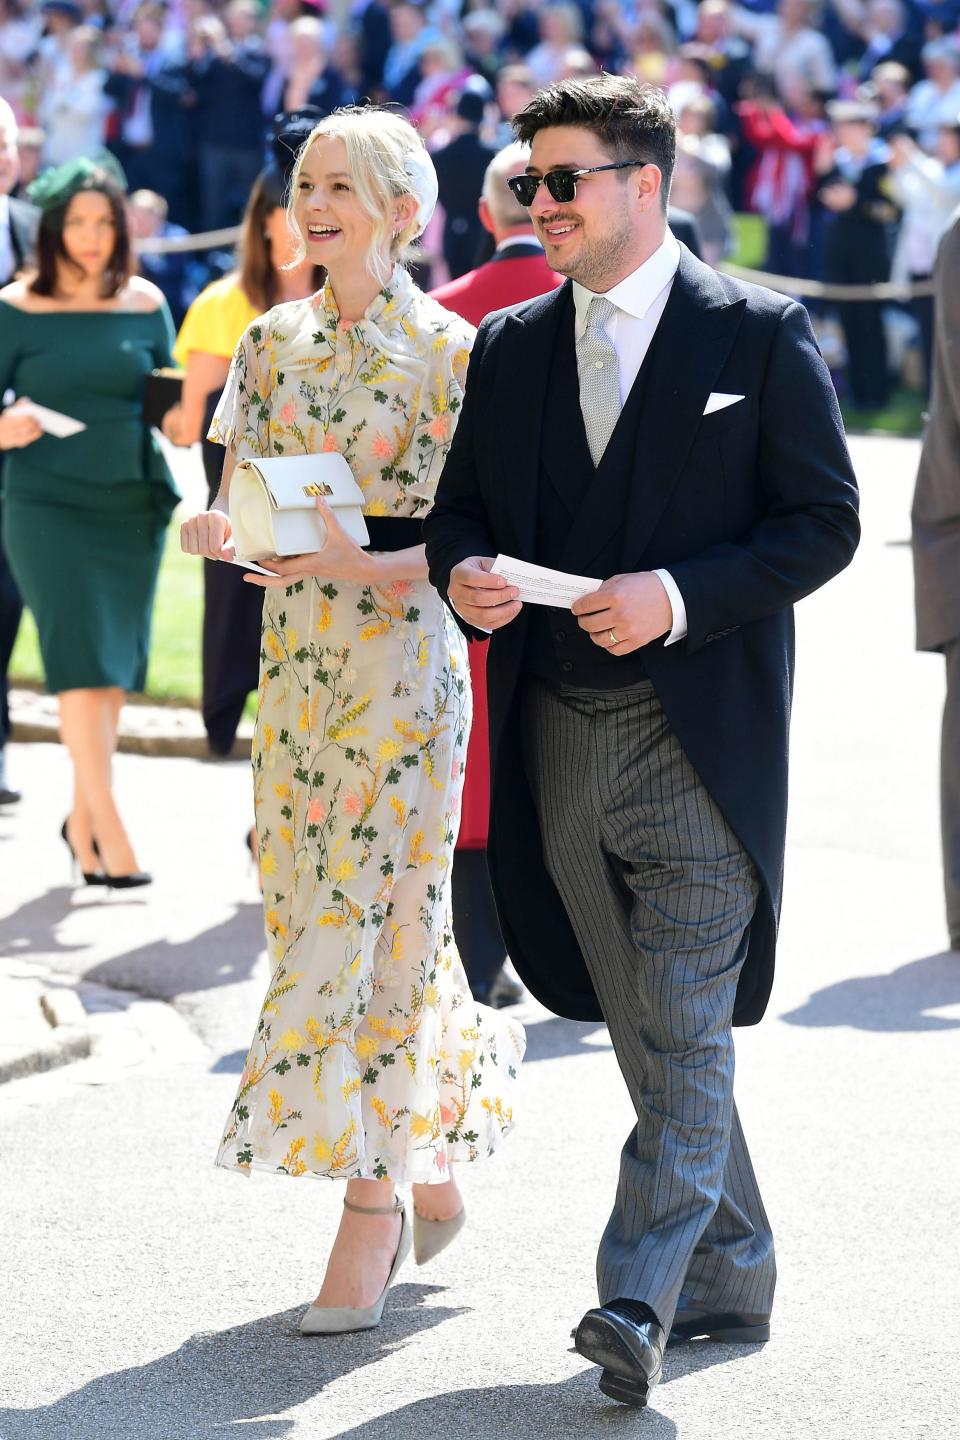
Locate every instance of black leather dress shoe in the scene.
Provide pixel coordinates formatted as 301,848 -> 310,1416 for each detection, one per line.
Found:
668,1299 -> 771,1347
574,1298 -> 665,1408
471,969 -> 524,1008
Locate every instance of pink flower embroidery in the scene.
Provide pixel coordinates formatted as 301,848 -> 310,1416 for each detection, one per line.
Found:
440,1104 -> 458,1125
279,400 -> 297,425
308,797 -> 327,824
342,788 -> 363,816
372,432 -> 394,460
434,1150 -> 448,1171
322,432 -> 341,452
428,415 -> 450,442
389,580 -> 412,597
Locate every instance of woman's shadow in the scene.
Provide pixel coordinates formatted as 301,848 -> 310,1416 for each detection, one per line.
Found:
0,1285 -> 461,1440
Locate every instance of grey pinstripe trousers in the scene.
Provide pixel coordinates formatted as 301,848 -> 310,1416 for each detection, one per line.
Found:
521,678 -> 777,1329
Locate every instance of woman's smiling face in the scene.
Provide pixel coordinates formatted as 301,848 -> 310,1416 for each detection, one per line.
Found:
293,136 -> 378,273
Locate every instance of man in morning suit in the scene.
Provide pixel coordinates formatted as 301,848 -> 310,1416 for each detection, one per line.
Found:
422,76 -> 860,1409
0,98 -> 37,805
912,206 -> 960,949
431,142 -> 563,1010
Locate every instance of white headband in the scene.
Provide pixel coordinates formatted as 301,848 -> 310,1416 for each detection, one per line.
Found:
403,147 -> 439,236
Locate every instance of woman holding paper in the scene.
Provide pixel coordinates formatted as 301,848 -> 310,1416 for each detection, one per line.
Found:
0,156 -> 178,886
180,107 -> 524,1335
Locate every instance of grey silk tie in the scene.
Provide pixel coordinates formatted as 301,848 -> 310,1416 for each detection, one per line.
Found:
576,294 -> 622,467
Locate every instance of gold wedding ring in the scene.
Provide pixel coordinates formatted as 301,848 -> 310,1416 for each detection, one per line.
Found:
609,630 -> 617,645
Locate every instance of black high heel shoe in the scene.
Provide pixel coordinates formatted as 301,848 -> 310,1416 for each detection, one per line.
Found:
60,819 -> 108,887
102,871 -> 152,890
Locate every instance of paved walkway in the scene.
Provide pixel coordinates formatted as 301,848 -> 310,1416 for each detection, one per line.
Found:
0,436 -> 957,1440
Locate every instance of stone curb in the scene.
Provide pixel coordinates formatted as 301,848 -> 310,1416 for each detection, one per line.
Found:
9,687 -> 253,761
0,971 -> 94,1085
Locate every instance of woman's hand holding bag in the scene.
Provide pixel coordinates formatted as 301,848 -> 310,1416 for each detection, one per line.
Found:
240,498 -> 375,588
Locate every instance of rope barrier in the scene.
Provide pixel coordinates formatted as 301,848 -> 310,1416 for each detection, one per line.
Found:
134,226 -> 240,255
718,261 -> 936,302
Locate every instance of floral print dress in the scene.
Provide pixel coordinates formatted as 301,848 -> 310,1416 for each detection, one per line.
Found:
210,266 -> 525,1185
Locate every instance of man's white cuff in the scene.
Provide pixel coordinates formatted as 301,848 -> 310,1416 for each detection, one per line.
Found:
653,568 -> 687,645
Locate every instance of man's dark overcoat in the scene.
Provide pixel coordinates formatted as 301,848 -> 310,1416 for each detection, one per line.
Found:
423,246 -> 861,1025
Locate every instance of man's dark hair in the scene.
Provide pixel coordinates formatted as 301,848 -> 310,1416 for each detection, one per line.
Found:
512,75 -> 676,211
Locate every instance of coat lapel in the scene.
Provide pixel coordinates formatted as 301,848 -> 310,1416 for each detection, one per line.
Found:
494,283 -> 572,557
619,248 -> 747,570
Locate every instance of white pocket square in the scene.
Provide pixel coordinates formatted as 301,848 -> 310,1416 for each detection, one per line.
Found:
703,392 -> 745,415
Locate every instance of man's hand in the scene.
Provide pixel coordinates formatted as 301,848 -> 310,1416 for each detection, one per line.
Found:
448,556 -> 521,630
571,571 -> 672,654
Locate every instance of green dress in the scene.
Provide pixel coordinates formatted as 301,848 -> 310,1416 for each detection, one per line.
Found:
0,300 -> 180,694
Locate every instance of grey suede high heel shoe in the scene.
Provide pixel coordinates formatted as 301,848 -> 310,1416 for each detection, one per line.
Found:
412,1204 -> 466,1265
299,1196 -> 411,1335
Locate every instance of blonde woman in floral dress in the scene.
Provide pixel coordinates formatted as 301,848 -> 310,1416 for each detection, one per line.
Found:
180,107 -> 524,1335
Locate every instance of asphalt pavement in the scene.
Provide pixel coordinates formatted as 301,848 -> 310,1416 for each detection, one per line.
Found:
0,435 -> 958,1440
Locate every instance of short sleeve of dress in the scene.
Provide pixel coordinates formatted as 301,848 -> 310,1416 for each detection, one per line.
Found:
402,310 -> 476,515
208,312 -> 273,460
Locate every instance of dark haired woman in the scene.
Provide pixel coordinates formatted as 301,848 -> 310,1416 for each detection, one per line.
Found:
163,164 -> 324,758
0,158 -> 178,885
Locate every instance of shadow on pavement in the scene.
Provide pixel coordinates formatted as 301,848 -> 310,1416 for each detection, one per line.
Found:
331,1373 -> 678,1438
0,1286 -> 462,1440
0,886 -> 89,957
780,950 -> 960,1030
81,900 -> 264,1000
521,1015 -> 613,1063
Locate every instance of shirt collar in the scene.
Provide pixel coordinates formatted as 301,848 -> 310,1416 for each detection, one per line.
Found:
495,233 -> 543,253
572,231 -> 681,326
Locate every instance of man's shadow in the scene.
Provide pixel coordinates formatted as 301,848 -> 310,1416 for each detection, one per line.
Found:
330,1340 -> 763,1439
781,949 -> 960,1030
521,1015 -> 613,1063
0,1287 -> 461,1440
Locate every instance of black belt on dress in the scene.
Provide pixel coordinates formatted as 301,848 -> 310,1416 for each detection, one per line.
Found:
361,516 -> 423,551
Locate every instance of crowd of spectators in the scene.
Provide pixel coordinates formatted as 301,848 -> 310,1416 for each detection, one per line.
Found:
5,0 -> 960,403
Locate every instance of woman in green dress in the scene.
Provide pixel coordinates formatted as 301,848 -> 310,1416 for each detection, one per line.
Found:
0,158 -> 179,886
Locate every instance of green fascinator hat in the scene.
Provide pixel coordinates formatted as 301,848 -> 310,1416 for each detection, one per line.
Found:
27,151 -> 128,216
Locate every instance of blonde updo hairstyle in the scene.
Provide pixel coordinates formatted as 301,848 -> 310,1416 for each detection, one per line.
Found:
287,106 -> 428,288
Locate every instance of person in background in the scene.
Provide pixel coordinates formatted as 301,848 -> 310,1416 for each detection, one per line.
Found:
912,207 -> 960,952
0,157 -> 180,882
732,0 -> 838,101
525,2 -> 585,88
906,38 -> 960,149
103,2 -> 196,229
127,187 -> 195,327
869,58 -> 913,136
187,14 -> 270,233
429,140 -> 563,1008
162,157 -> 323,760
0,97 -> 37,807
736,74 -> 825,279
431,81 -> 497,279
380,0 -> 434,108
39,22 -> 109,168
266,15 -> 345,118
816,96 -> 900,409
888,119 -> 960,392
671,93 -> 734,265
13,126 -> 46,196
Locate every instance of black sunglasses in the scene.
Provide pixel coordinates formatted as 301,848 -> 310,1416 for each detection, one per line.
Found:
506,161 -> 650,207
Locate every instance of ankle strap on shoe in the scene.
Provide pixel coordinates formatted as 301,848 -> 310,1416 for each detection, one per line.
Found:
343,1195 -> 403,1215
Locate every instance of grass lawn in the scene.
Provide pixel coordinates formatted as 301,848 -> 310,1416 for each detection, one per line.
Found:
11,517 -> 205,704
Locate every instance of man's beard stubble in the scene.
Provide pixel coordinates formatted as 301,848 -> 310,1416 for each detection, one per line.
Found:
538,207 -> 637,291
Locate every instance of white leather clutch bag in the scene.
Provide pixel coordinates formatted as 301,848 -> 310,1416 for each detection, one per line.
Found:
229,453 -> 369,562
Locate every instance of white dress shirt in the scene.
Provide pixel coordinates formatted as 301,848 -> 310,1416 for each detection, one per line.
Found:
572,231 -> 687,644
